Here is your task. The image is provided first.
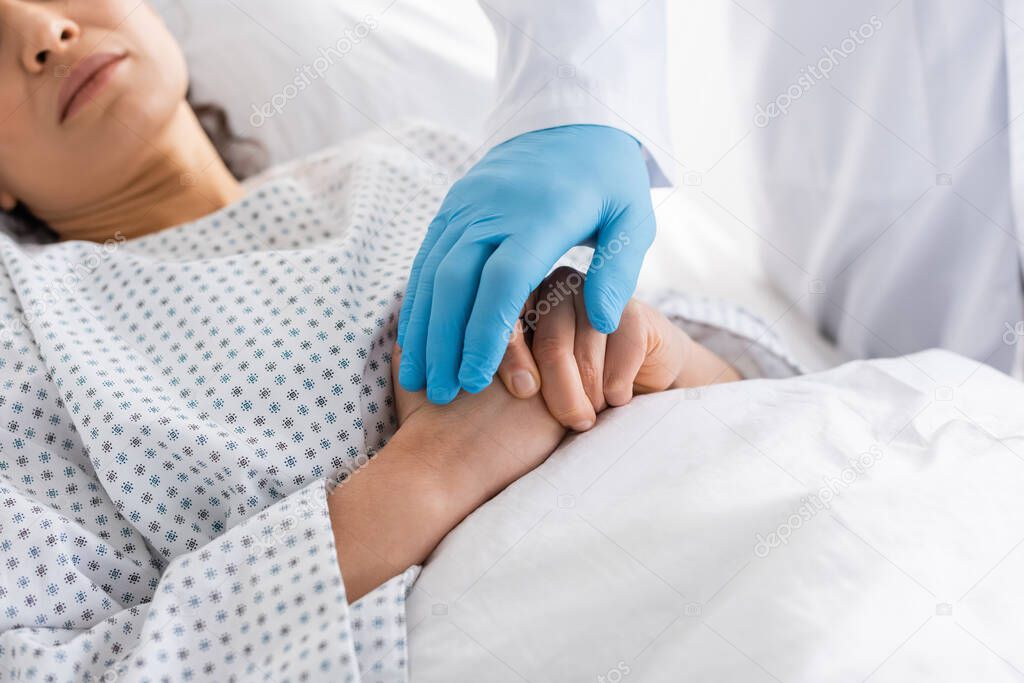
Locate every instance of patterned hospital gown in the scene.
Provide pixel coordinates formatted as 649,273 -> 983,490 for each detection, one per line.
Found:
0,124 -> 796,682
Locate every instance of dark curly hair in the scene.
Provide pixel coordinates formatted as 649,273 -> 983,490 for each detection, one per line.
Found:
188,89 -> 266,180
5,89 -> 266,242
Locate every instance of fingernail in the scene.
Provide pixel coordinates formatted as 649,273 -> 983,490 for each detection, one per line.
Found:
572,419 -> 595,432
510,371 -> 538,396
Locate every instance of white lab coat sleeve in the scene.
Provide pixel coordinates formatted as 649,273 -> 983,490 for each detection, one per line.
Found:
0,479 -> 409,683
479,0 -> 674,186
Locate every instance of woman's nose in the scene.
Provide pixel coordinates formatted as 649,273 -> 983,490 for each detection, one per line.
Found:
19,8 -> 80,74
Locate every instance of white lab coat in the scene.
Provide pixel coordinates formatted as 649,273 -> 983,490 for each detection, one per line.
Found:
479,0 -> 674,187
721,0 -> 1024,373
480,0 -> 1024,374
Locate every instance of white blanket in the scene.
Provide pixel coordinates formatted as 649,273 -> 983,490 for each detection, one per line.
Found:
408,350 -> 1024,682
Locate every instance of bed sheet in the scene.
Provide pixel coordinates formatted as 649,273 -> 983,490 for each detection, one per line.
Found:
407,349 -> 1024,682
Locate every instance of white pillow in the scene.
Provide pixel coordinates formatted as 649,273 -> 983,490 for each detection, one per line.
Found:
153,0 -> 496,166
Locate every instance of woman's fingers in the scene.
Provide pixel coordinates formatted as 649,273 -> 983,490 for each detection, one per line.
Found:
532,269 -> 597,431
603,301 -> 649,407
497,317 -> 541,398
503,271 -> 687,426
572,280 -> 607,413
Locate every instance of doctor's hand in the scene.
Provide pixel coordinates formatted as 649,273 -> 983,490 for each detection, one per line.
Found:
497,267 -> 741,431
397,124 -> 656,404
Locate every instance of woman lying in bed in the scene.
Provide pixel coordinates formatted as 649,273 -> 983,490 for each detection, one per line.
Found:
0,2 -> 794,681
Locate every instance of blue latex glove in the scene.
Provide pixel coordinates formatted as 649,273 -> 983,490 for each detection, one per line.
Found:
397,124 -> 656,403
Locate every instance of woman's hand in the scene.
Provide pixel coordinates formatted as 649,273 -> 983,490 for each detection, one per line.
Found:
392,346 -> 566,504
327,346 -> 565,601
497,267 -> 741,431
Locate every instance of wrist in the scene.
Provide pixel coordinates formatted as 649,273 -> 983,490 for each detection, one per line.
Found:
397,386 -> 564,513
385,418 -> 487,524
395,402 -> 515,514
668,325 -> 741,388
326,427 -> 468,602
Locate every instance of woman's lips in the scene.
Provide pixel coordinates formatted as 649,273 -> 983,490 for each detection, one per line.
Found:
58,52 -> 127,124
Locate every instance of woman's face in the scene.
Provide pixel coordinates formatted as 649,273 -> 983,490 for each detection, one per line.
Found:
0,0 -> 188,215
